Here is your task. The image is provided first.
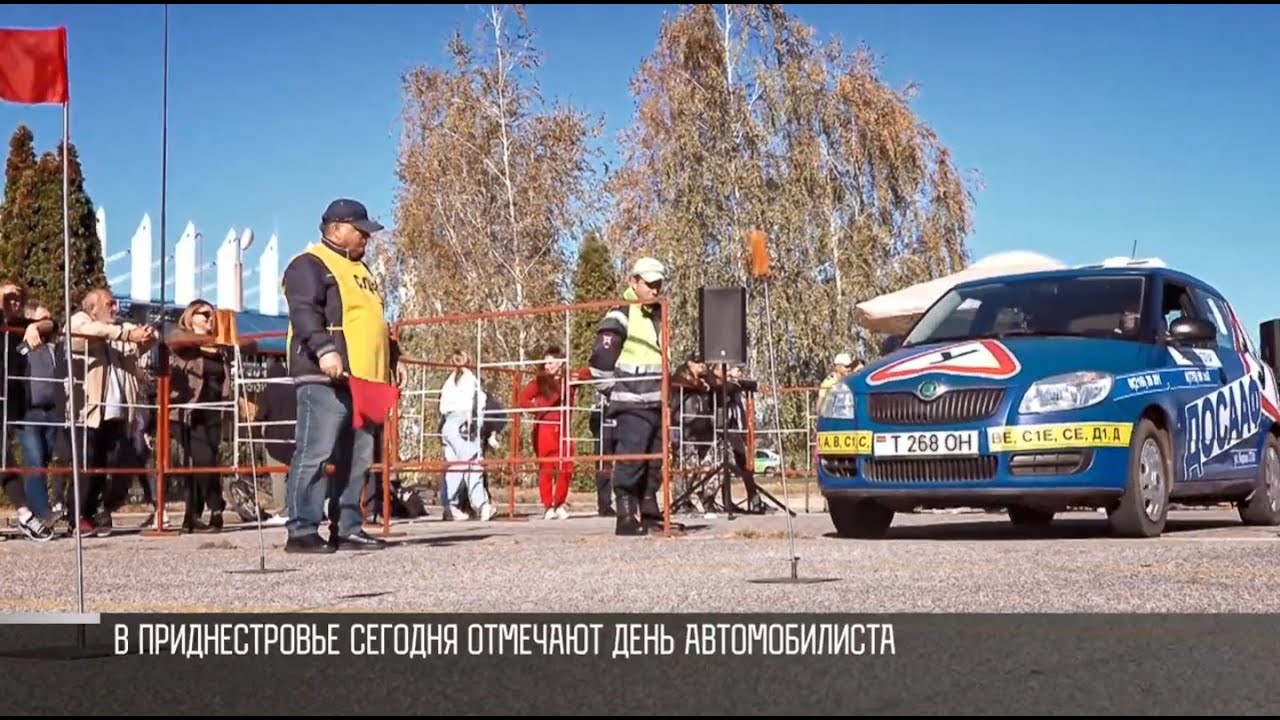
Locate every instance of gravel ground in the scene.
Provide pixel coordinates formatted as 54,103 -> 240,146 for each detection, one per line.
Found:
2,504 -> 1278,614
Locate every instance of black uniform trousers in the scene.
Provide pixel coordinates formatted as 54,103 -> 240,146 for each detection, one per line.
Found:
608,406 -> 662,507
589,409 -> 615,513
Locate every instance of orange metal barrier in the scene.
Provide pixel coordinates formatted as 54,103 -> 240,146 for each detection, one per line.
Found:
743,384 -> 823,512
0,295 -> 780,540
390,297 -> 676,534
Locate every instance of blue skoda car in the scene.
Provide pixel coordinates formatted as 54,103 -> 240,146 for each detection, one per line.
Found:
816,261 -> 1280,538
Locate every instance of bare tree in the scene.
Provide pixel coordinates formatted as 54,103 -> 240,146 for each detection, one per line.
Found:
607,3 -> 979,389
387,4 -> 606,367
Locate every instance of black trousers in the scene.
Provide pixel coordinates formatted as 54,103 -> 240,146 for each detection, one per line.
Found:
589,409 -> 615,512
75,418 -> 131,521
172,414 -> 225,519
609,407 -> 662,501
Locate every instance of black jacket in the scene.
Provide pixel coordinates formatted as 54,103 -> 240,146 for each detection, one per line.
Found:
281,240 -> 400,383
256,359 -> 296,464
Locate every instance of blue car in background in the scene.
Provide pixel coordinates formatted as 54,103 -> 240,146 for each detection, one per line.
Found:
816,261 -> 1280,538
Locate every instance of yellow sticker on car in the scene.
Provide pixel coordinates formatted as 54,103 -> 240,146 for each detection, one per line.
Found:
817,431 -> 873,455
985,422 -> 1132,452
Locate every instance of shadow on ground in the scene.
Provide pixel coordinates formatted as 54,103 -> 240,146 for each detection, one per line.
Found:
821,516 -> 1253,541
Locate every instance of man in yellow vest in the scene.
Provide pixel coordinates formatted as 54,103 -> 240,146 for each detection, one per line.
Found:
589,257 -> 667,536
817,352 -> 859,409
280,198 -> 401,554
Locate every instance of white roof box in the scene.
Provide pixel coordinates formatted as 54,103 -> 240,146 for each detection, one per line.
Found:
1082,256 -> 1168,269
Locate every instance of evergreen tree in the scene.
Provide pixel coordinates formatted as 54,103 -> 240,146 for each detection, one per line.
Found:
0,126 -> 106,320
0,125 -> 41,282
58,141 -> 108,306
570,231 -> 617,363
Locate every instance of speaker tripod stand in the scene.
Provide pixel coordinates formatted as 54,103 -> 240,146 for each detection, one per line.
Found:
670,369 -> 797,519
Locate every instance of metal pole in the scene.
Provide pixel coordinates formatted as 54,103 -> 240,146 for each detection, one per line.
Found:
762,280 -> 799,578
159,3 -> 168,323
61,95 -> 85,618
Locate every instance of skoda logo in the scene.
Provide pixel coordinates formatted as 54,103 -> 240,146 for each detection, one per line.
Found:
917,381 -> 940,401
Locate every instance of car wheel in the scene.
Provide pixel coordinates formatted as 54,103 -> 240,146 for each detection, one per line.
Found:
829,498 -> 894,538
1238,433 -> 1280,526
1109,418 -> 1171,538
1007,505 -> 1054,526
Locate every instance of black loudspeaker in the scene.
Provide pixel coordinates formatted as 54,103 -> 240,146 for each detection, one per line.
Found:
698,286 -> 748,365
1261,320 -> 1280,375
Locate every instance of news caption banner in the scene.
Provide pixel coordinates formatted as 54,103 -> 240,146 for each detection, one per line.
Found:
2,613 -> 1279,715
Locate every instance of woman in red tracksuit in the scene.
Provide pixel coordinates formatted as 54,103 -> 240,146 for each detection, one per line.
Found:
519,345 -> 590,520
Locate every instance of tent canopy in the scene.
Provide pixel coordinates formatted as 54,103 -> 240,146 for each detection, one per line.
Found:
854,250 -> 1067,336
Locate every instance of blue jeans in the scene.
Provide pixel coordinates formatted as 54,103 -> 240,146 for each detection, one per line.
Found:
285,383 -> 374,540
18,408 -> 61,519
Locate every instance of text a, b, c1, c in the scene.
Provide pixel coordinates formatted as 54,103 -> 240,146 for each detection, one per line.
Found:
818,431 -> 870,455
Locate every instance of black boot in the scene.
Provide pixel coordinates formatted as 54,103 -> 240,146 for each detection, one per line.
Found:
615,494 -> 647,536
596,472 -> 615,516
641,488 -> 662,523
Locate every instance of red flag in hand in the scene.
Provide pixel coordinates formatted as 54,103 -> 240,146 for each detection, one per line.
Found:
0,27 -> 69,105
348,375 -> 400,430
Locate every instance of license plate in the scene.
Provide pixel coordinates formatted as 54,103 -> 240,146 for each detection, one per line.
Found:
872,431 -> 979,457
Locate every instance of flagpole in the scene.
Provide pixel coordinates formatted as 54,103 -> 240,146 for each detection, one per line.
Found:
61,82 -> 86,620
159,3 -> 168,322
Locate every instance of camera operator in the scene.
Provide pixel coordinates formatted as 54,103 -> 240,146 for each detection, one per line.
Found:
706,364 -> 765,514
669,353 -> 713,514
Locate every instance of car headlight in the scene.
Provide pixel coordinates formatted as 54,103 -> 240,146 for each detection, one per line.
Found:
1018,371 -> 1113,415
821,383 -> 855,419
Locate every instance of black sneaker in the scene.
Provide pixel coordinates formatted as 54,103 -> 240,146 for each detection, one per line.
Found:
329,530 -> 387,551
91,512 -> 113,538
284,534 -> 336,554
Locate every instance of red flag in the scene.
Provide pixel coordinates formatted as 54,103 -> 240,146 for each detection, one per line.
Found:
348,375 -> 400,430
0,27 -> 69,105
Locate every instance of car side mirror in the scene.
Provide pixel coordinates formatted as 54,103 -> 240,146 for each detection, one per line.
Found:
881,335 -> 903,354
1166,317 -> 1217,345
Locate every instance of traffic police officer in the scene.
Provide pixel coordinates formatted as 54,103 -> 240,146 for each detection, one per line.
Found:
818,352 -> 859,409
588,257 -> 666,536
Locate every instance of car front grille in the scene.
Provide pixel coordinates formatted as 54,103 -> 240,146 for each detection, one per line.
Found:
867,388 -> 1004,425
863,457 -> 999,484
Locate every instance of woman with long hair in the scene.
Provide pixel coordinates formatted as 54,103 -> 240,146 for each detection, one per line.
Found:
437,349 -> 495,521
518,345 -> 589,520
166,299 -> 234,533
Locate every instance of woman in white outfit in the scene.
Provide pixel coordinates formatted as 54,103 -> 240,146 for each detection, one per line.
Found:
438,351 -> 496,521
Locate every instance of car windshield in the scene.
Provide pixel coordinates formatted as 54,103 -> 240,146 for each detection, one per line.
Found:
902,275 -> 1146,348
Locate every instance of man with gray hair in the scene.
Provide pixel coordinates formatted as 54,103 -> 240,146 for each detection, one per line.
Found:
67,288 -> 157,535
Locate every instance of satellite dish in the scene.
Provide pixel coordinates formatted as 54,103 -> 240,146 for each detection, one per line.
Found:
239,228 -> 254,252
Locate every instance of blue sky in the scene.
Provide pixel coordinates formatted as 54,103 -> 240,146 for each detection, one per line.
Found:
0,4 -> 1277,339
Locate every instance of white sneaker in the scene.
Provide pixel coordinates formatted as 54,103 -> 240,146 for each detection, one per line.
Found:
446,506 -> 469,521
544,508 -> 556,520
479,504 -> 496,522
264,514 -> 288,527
17,508 -> 53,542
554,506 -> 569,520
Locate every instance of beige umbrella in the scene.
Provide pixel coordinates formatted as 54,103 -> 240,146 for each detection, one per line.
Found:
854,250 -> 1068,336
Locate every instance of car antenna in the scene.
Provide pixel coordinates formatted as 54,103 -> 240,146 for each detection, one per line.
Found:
1130,238 -> 1138,259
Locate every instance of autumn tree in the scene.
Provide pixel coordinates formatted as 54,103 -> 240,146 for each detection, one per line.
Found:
0,125 -> 106,320
607,4 -> 978,393
387,4 -> 606,368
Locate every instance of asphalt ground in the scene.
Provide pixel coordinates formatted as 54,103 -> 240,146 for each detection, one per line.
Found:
2,502 -> 1278,614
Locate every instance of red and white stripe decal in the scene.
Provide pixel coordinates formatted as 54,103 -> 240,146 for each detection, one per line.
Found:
1226,304 -> 1280,422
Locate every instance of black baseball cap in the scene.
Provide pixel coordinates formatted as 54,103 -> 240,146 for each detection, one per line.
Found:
321,198 -> 384,234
